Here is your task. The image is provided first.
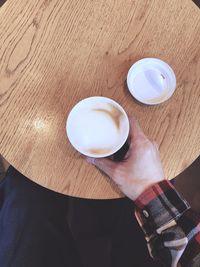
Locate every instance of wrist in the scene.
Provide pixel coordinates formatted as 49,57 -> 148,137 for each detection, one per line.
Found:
133,177 -> 165,201
134,180 -> 190,236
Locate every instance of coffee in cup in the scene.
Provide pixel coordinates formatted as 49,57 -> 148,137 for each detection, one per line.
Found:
66,97 -> 129,158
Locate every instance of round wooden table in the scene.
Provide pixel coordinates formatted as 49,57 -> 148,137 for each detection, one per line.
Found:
0,0 -> 200,199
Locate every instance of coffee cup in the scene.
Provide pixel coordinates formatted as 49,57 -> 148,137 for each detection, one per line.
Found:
66,96 -> 129,158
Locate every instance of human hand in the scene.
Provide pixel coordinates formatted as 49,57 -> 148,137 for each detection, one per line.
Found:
86,117 -> 165,201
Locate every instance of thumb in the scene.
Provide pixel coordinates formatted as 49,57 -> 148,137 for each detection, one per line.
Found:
129,117 -> 146,141
128,117 -> 148,151
86,157 -> 117,178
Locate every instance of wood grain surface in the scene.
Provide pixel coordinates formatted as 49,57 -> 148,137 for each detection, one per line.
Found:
0,0 -> 200,199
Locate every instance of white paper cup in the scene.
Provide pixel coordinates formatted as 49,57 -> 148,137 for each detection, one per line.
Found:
127,58 -> 176,105
66,97 -> 129,158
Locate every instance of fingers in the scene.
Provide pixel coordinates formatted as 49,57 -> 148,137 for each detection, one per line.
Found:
128,117 -> 148,151
153,141 -> 159,151
86,157 -> 117,178
129,117 -> 146,140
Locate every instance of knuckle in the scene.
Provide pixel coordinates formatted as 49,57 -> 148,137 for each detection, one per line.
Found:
143,140 -> 153,150
143,140 -> 157,155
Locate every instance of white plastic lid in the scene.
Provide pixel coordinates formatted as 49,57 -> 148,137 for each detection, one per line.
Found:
127,58 -> 176,105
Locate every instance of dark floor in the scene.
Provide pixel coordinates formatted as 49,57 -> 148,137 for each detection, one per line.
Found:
0,154 -> 199,267
174,156 -> 200,212
0,0 -> 5,6
193,0 -> 200,6
0,156 -> 6,180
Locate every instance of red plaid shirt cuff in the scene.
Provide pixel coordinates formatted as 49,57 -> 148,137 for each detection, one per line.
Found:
134,180 -> 190,236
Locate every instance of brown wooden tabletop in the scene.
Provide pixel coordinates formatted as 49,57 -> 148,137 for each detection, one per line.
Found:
0,0 -> 200,199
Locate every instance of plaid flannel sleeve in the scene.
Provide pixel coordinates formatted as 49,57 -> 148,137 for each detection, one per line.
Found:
134,180 -> 200,267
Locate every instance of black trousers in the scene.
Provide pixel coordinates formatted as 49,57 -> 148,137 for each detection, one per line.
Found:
0,167 -> 159,267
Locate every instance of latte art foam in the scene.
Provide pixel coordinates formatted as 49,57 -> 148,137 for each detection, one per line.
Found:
84,104 -> 124,155
93,103 -> 123,131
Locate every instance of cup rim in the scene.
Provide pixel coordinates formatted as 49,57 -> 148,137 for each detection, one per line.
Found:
66,96 -> 130,158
